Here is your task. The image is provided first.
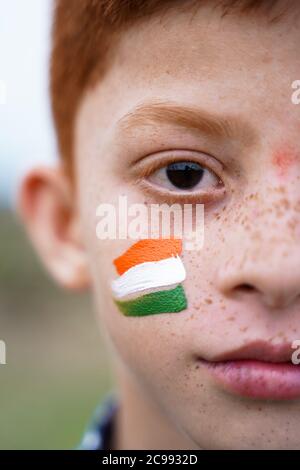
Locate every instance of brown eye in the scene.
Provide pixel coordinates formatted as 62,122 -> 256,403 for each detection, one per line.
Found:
166,162 -> 204,190
148,160 -> 220,193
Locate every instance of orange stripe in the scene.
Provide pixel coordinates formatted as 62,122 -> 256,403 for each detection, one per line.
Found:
113,239 -> 182,275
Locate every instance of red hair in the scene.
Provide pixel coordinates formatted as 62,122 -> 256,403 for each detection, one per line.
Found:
50,0 -> 283,175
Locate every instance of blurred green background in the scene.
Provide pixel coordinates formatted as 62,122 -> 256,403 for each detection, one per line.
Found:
0,208 -> 113,449
1,0 -> 115,449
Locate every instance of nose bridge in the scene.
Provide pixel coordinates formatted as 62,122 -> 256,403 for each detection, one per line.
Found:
217,189 -> 300,308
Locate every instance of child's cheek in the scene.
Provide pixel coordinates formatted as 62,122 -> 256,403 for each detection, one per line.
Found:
110,239 -> 188,317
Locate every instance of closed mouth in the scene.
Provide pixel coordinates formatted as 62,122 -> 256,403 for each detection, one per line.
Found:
196,340 -> 300,400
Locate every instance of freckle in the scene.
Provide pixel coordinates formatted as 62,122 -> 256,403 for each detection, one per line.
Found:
252,231 -> 262,240
281,198 -> 291,210
240,326 -> 249,332
205,298 -> 212,304
227,316 -> 235,321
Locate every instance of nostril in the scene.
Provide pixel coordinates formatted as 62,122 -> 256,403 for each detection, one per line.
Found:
237,283 -> 256,292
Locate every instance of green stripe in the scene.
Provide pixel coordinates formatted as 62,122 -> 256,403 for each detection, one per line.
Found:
115,284 -> 187,317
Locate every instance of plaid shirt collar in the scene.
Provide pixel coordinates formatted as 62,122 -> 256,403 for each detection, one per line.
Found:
78,392 -> 118,450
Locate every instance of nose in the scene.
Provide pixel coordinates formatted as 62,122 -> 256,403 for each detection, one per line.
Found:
217,259 -> 300,309
216,230 -> 300,310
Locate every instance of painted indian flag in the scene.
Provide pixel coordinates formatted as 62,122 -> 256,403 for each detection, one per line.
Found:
112,239 -> 187,316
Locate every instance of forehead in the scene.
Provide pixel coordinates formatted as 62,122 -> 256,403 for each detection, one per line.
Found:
112,5 -> 299,85
75,3 -> 300,154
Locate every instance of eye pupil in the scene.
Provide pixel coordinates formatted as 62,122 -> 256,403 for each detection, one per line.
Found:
166,162 -> 204,190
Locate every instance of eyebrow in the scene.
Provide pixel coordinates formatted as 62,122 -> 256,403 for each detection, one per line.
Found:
116,99 -> 256,146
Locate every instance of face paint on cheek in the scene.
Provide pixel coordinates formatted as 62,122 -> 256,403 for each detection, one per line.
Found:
111,239 -> 188,316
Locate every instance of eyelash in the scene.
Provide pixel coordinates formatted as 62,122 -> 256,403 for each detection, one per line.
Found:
132,150 -> 226,203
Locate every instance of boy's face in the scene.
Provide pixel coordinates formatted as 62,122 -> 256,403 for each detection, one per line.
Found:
23,3 -> 300,449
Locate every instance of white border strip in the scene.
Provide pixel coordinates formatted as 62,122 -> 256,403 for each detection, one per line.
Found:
111,256 -> 186,299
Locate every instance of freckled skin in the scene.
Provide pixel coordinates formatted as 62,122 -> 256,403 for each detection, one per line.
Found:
74,4 -> 300,450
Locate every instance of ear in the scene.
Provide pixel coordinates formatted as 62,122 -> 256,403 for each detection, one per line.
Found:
17,165 -> 91,291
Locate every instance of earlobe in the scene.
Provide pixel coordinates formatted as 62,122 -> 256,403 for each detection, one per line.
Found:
17,165 -> 91,291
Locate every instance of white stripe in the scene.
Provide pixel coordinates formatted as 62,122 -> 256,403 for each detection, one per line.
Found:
111,256 -> 186,299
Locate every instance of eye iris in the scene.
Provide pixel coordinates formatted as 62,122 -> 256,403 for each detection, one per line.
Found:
166,162 -> 204,189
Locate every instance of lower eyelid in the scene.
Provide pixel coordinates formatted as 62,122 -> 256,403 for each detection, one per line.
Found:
138,178 -> 226,204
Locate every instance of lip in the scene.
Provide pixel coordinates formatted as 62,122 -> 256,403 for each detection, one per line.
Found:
198,340 -> 300,400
